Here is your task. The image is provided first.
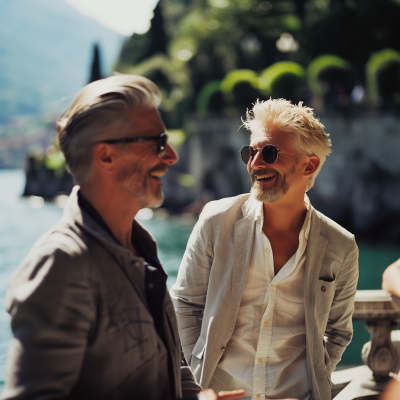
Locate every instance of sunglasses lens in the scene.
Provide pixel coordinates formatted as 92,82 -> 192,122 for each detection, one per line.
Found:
158,134 -> 167,158
240,146 -> 253,164
262,145 -> 278,164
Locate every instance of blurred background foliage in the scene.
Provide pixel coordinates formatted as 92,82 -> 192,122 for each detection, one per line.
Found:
114,0 -> 400,129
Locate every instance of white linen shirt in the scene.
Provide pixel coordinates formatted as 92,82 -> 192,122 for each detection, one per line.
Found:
210,197 -> 312,400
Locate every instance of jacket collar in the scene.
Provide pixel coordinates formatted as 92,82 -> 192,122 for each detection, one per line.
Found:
240,193 -> 315,237
240,194 -> 259,220
63,186 -> 159,259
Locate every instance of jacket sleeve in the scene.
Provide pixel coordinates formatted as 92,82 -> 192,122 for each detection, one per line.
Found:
170,205 -> 214,364
180,347 -> 203,392
324,237 -> 359,374
1,245 -> 94,400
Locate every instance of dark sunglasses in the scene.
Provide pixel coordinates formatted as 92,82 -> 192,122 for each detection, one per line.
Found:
101,132 -> 168,158
240,145 -> 303,165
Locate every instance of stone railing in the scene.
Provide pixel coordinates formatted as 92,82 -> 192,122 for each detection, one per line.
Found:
332,290 -> 400,400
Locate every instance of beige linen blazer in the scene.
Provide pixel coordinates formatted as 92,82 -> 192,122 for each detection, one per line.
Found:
170,194 -> 359,400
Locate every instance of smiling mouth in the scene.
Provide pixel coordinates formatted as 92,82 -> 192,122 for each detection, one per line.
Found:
150,170 -> 167,178
256,174 -> 275,182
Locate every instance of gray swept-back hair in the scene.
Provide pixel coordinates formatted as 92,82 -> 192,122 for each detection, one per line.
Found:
56,74 -> 161,184
243,98 -> 332,191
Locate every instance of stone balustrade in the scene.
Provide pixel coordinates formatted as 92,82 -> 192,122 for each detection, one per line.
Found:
332,290 -> 400,400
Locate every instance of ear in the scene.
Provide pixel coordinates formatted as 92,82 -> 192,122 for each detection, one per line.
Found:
93,143 -> 116,173
303,155 -> 320,177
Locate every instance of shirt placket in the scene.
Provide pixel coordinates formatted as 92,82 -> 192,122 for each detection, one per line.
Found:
252,235 -> 275,400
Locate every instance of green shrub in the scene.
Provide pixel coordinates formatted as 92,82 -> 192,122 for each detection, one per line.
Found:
259,62 -> 305,103
307,54 -> 352,96
220,69 -> 260,110
220,69 -> 259,93
196,80 -> 223,116
366,49 -> 400,106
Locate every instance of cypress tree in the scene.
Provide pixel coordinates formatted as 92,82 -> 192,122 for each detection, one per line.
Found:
89,43 -> 102,83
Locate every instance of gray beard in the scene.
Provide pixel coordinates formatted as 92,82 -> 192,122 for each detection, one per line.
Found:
250,169 -> 289,203
117,163 -> 164,209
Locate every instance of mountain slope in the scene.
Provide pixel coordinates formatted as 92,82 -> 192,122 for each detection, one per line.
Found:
0,0 -> 124,122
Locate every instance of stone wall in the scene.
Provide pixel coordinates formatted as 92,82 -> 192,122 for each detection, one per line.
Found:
164,115 -> 400,242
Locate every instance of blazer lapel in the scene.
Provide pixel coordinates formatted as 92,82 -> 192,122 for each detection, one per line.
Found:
231,198 -> 258,316
304,208 -> 328,391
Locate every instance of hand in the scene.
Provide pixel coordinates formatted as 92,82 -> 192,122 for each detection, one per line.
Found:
199,388 -> 245,400
380,378 -> 400,400
382,258 -> 400,297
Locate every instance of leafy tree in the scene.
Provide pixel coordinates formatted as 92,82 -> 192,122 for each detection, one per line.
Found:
304,0 -> 400,81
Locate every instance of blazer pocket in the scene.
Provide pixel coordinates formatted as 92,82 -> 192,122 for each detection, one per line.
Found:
319,276 -> 335,283
316,279 -> 336,316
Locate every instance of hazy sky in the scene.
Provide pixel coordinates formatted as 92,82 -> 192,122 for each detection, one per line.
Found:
63,0 -> 159,36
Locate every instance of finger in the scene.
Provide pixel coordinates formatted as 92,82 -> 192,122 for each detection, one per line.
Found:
217,389 -> 246,399
198,388 -> 217,400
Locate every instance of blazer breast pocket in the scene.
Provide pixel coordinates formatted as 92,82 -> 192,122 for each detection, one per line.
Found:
316,278 -> 336,316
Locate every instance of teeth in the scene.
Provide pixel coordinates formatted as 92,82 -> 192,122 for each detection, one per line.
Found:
257,174 -> 275,180
151,170 -> 166,177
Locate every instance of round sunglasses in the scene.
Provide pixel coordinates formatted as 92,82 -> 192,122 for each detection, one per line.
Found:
239,145 -> 304,164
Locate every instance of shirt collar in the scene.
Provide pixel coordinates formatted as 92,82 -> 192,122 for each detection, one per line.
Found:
255,194 -> 312,240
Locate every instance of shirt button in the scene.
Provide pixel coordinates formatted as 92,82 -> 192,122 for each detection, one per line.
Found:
321,286 -> 326,292
221,346 -> 226,352
258,358 -> 262,363
266,248 -> 270,253
256,394 -> 260,399
264,321 -> 268,326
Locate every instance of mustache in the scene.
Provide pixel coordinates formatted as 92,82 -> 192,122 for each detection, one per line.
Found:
250,168 -> 279,177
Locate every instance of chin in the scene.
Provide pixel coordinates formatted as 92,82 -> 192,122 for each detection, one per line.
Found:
142,191 -> 164,209
251,185 -> 285,203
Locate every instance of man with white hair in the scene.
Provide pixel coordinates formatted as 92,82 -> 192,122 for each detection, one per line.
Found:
1,75 -> 244,400
171,99 -> 359,400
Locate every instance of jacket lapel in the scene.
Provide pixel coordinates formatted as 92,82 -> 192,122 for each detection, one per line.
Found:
304,208 -> 328,398
231,197 -> 258,316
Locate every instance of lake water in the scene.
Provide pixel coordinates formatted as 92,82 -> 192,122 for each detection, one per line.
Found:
0,169 -> 399,392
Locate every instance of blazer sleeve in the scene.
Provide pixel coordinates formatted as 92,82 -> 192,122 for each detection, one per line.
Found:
324,236 -> 359,373
1,245 -> 94,400
170,204 -> 214,363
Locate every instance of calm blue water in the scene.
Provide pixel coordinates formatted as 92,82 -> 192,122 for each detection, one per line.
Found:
0,169 -> 399,391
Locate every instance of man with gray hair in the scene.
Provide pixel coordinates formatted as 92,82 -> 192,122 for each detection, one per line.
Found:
1,75 -> 244,400
171,99 -> 359,400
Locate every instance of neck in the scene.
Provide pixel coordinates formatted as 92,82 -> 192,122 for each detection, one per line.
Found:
262,192 -> 307,234
80,180 -> 140,255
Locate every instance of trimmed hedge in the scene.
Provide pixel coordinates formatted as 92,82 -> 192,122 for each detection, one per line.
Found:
259,62 -> 305,103
220,69 -> 259,93
196,80 -> 223,116
220,70 -> 260,109
307,54 -> 352,96
366,48 -> 400,106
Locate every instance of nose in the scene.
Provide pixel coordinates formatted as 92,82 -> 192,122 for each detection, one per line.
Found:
162,143 -> 179,165
250,149 -> 265,169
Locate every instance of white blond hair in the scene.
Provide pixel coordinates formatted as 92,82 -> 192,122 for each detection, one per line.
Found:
57,74 -> 161,184
243,98 -> 331,191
